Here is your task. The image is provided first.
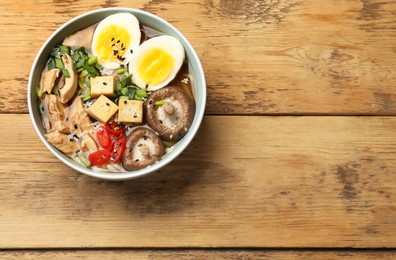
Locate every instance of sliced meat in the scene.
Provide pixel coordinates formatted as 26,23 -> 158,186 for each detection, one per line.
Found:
42,94 -> 69,133
41,68 -> 60,94
81,133 -> 99,153
66,97 -> 93,134
62,25 -> 95,51
46,131 -> 78,156
59,53 -> 77,103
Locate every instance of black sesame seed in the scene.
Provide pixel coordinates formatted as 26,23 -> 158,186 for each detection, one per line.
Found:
135,159 -> 139,162
159,120 -> 163,124
113,50 -> 118,55
145,84 -> 149,89
130,49 -> 133,54
106,102 -> 110,106
111,37 -> 114,41
74,124 -> 78,130
133,115 -> 137,118
65,116 -> 68,121
103,82 -> 107,85
121,57 -> 125,61
112,43 -> 115,47
143,136 -> 147,140
149,100 -> 152,105
124,100 -> 127,104
75,149 -> 80,154
120,64 -> 125,68
122,48 -> 125,51
117,40 -> 120,43
121,43 -> 124,48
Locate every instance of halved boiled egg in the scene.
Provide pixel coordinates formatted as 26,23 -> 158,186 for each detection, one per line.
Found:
128,35 -> 185,91
92,13 -> 141,70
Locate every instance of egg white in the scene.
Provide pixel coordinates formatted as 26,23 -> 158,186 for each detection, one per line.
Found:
128,35 -> 185,91
92,13 -> 141,70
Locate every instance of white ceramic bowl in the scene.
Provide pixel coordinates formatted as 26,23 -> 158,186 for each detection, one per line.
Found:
28,8 -> 206,180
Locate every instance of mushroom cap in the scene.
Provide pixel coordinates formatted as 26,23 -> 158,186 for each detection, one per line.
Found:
145,86 -> 195,141
122,127 -> 165,171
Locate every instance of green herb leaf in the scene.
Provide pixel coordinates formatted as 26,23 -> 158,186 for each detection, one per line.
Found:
62,68 -> 70,78
59,45 -> 70,54
78,154 -> 91,168
55,57 -> 64,69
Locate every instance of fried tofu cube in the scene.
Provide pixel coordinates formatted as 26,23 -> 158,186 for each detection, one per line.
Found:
87,95 -> 118,123
90,76 -> 116,98
118,99 -> 143,123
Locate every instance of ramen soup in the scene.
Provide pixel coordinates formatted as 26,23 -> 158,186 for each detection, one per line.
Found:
36,13 -> 195,172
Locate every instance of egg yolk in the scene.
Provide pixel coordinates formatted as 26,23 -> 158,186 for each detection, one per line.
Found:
95,25 -> 131,64
137,48 -> 174,86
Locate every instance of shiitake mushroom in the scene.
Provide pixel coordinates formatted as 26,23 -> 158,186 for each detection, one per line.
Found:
145,86 -> 195,141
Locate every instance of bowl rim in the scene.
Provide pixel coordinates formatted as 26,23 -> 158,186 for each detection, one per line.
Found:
27,7 -> 206,181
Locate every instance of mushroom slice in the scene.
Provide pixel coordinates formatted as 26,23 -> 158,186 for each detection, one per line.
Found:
41,68 -> 60,94
46,131 -> 78,156
145,86 -> 195,141
59,53 -> 77,104
122,128 -> 165,171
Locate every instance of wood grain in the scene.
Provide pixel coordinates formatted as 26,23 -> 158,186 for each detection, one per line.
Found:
0,250 -> 395,260
0,0 -> 396,114
0,114 -> 395,248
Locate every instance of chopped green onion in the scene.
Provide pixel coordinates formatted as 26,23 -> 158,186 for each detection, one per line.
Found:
80,69 -> 89,78
55,57 -> 64,69
36,86 -> 43,99
47,58 -> 55,70
84,76 -> 91,88
95,62 -> 103,70
115,81 -> 122,95
119,96 -> 129,99
61,68 -> 70,78
78,80 -> 84,89
155,100 -> 165,106
84,64 -> 99,77
59,45 -> 70,54
88,56 -> 98,65
117,68 -> 126,75
120,87 -> 128,96
82,88 -> 91,101
53,85 -> 59,95
121,74 -> 132,88
135,89 -> 148,98
78,154 -> 91,168
76,58 -> 86,69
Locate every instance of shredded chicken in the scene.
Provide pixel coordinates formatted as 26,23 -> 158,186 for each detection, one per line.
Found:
41,68 -> 60,94
46,131 -> 78,156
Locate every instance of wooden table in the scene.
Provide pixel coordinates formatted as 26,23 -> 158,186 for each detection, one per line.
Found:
1,0 -> 395,259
